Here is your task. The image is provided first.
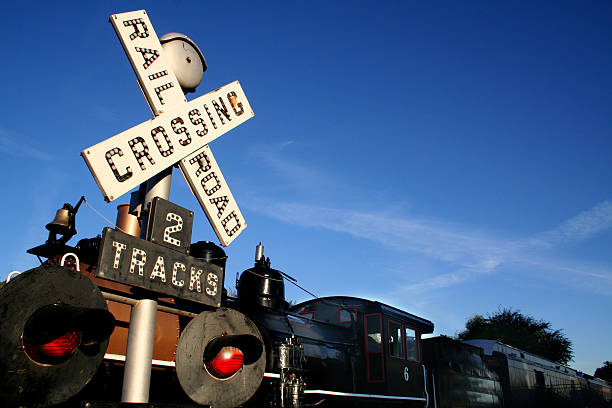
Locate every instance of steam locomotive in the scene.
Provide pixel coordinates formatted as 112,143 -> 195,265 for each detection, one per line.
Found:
1,198 -> 611,408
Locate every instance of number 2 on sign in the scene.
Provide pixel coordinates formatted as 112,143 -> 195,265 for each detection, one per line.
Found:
164,213 -> 183,247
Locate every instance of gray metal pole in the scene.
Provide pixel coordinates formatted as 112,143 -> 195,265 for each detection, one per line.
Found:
118,24 -> 191,402
143,167 -> 173,212
121,299 -> 158,403
121,167 -> 171,403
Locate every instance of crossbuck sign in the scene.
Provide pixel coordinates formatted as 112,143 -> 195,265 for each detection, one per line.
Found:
82,10 -> 252,246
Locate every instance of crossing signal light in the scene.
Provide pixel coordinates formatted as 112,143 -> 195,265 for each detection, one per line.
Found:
176,308 -> 266,408
24,328 -> 81,365
205,346 -> 245,379
22,303 -> 115,366
0,266 -> 115,407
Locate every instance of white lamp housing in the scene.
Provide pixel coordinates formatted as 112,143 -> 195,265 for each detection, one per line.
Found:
160,32 -> 207,93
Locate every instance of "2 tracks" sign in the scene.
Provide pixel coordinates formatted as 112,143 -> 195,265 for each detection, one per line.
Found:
96,197 -> 223,306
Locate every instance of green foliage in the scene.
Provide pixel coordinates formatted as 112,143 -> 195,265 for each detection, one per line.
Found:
594,361 -> 612,382
457,307 -> 573,364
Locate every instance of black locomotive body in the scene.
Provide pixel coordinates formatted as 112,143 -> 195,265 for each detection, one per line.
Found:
289,296 -> 433,403
236,296 -> 434,407
232,248 -> 435,407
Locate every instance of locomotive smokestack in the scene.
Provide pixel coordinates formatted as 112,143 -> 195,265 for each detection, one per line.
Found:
237,243 -> 287,310
255,242 -> 264,263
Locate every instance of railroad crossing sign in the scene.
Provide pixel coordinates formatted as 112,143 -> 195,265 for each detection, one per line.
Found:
81,10 -> 251,246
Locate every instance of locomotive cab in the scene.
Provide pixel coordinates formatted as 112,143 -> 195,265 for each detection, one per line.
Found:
290,296 -> 434,406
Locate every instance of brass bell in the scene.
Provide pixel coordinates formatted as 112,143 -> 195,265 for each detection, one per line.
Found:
46,208 -> 71,235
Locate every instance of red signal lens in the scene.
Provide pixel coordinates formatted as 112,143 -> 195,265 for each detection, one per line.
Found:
23,330 -> 82,365
204,346 -> 244,379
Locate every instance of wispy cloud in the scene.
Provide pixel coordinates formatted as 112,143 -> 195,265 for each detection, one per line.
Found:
0,128 -> 52,161
248,140 -> 329,191
246,142 -> 612,295
253,200 -> 507,290
254,200 -> 506,265
511,256 -> 612,295
254,199 -> 612,294
534,201 -> 612,246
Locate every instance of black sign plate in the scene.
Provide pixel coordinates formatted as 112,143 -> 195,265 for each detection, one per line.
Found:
144,197 -> 194,254
96,228 -> 222,306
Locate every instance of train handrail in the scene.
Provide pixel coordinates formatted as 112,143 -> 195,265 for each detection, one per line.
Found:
6,271 -> 21,282
60,252 -> 80,271
423,364 -> 430,408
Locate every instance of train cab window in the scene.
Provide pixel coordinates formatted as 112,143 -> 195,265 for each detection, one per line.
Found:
366,315 -> 382,352
388,321 -> 404,358
405,327 -> 418,361
364,313 -> 384,382
299,310 -> 316,319
337,306 -> 357,323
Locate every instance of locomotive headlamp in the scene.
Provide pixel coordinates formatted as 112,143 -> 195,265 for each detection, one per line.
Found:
159,32 -> 207,93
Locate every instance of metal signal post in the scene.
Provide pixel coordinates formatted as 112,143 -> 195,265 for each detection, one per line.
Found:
121,299 -> 157,403
109,11 -> 172,402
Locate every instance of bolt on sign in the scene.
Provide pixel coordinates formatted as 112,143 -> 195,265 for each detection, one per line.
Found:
81,10 -> 250,246
96,198 -> 223,306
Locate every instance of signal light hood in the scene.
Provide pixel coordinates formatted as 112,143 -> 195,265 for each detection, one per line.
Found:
23,303 -> 115,347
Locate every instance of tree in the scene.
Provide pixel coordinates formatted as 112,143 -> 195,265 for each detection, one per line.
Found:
594,361 -> 612,382
457,307 -> 573,364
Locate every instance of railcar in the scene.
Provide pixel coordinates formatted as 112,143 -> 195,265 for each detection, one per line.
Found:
419,335 -> 612,408
464,339 -> 612,408
421,336 -> 504,408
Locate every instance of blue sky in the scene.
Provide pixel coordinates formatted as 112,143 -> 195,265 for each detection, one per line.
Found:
1,1 -> 610,375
